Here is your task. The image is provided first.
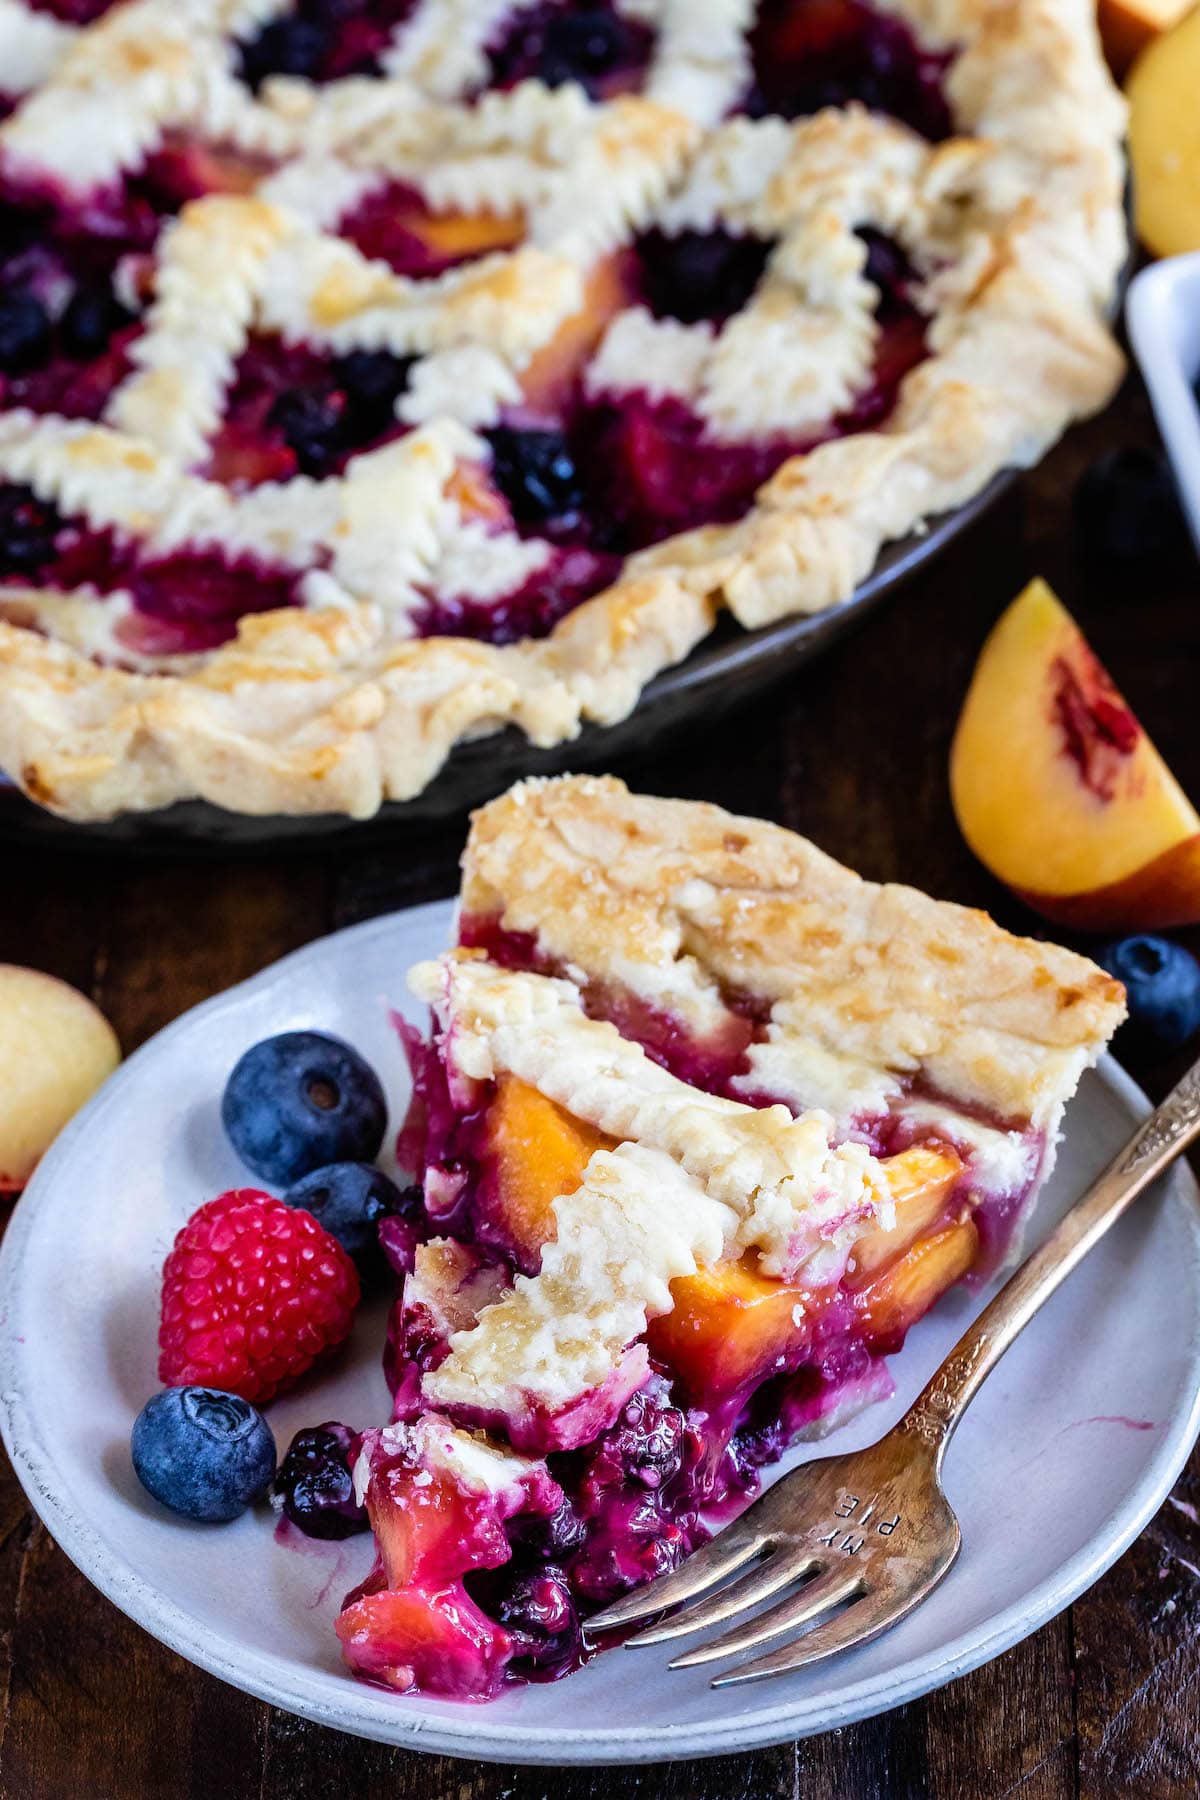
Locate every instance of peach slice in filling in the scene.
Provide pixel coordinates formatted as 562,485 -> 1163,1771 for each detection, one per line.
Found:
518,252 -> 636,418
336,1421 -> 562,1701
337,183 -> 526,278
459,1069 -> 971,1401
649,1144 -> 965,1406
476,1072 -> 615,1272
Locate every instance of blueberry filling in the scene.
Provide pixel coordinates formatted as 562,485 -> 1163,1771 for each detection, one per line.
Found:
0,291 -> 52,373
486,3 -> 655,98
238,0 -> 416,90
60,281 -> 135,361
207,338 -> 415,485
468,1564 -> 581,1678
268,388 -> 351,479
484,426 -> 585,529
636,228 -> 776,326
747,0 -> 954,141
0,484 -> 65,578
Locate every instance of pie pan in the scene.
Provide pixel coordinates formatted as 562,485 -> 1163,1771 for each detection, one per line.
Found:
0,468 -> 1010,849
1,901 -> 1198,1763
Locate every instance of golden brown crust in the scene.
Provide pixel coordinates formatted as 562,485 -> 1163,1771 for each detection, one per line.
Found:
0,0 -> 1126,820
462,776 -> 1127,1130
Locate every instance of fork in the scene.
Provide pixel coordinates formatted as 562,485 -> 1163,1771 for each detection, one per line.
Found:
582,1057 -> 1200,1687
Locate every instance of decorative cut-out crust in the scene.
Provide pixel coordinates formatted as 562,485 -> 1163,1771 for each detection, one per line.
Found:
0,0 -> 1126,820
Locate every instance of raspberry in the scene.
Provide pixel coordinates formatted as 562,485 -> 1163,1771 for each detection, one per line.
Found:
158,1188 -> 360,1404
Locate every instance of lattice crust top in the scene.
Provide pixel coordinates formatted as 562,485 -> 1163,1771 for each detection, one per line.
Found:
0,0 -> 1126,821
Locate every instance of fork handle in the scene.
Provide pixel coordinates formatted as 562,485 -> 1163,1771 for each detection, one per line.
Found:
894,1055 -> 1200,1468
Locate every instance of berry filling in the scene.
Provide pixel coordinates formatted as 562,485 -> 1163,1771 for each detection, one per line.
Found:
568,227 -> 928,549
485,2 -> 656,99
23,0 -> 116,18
274,1422 -> 371,1539
336,184 -> 525,279
238,0 -> 417,90
414,545 -> 622,644
205,337 -> 416,486
0,187 -> 146,418
636,228 -> 777,326
0,479 -> 302,655
747,0 -> 954,141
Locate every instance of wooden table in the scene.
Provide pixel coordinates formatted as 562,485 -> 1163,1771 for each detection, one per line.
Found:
3,368 -> 1200,1798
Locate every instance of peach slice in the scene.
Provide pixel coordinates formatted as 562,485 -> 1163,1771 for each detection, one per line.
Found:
950,578 -> 1200,931
409,208 -> 525,261
478,1073 -> 613,1270
1128,5 -> 1200,256
859,1218 -> 979,1351
844,1144 -> 963,1288
1100,0 -> 1193,76
650,1145 -> 965,1402
519,252 -> 635,416
0,965 -> 120,1191
648,1254 -> 811,1404
446,460 -> 511,529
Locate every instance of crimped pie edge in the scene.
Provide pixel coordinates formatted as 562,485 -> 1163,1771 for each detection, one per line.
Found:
0,0 -> 1126,821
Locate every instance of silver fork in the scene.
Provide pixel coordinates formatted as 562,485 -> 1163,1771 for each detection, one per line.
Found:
582,1058 -> 1200,1687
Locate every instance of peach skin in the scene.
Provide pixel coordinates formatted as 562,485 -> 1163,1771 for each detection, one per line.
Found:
1128,5 -> 1200,256
0,964 -> 120,1191
950,578 -> 1200,932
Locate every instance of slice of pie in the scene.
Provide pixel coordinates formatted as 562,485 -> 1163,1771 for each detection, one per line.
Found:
336,775 -> 1126,1699
0,0 -> 1126,822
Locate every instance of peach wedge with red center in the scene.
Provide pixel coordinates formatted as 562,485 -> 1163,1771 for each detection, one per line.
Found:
950,578 -> 1200,931
0,965 -> 120,1191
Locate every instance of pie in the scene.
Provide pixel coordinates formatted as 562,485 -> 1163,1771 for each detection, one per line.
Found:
337,774 -> 1127,1698
0,0 -> 1126,822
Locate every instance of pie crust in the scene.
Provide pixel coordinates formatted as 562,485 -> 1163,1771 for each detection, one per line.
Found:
0,0 -> 1127,820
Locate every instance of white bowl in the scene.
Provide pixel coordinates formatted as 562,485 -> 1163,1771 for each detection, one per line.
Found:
1127,252 -> 1200,547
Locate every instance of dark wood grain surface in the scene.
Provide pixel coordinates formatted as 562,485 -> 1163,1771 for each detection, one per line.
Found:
3,370 -> 1200,1798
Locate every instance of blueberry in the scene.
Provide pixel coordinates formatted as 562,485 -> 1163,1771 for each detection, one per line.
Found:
858,226 -> 914,316
334,349 -> 414,440
0,482 -> 62,575
239,15 -> 332,90
268,388 -> 348,476
0,291 -> 51,373
477,1565 -> 581,1675
131,1387 -> 276,1522
284,1161 -> 406,1279
485,426 -> 584,525
272,1421 -> 368,1539
1074,448 -> 1190,573
636,228 -> 773,325
61,282 -> 134,360
1098,936 -> 1200,1049
507,1494 -> 587,1561
222,1030 -> 388,1186
534,10 -> 636,89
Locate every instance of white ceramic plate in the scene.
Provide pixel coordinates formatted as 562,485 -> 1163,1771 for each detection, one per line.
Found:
2,904 -> 1200,1766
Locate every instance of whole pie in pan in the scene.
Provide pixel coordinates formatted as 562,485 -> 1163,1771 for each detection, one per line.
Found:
338,775 -> 1126,1698
0,0 -> 1125,822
